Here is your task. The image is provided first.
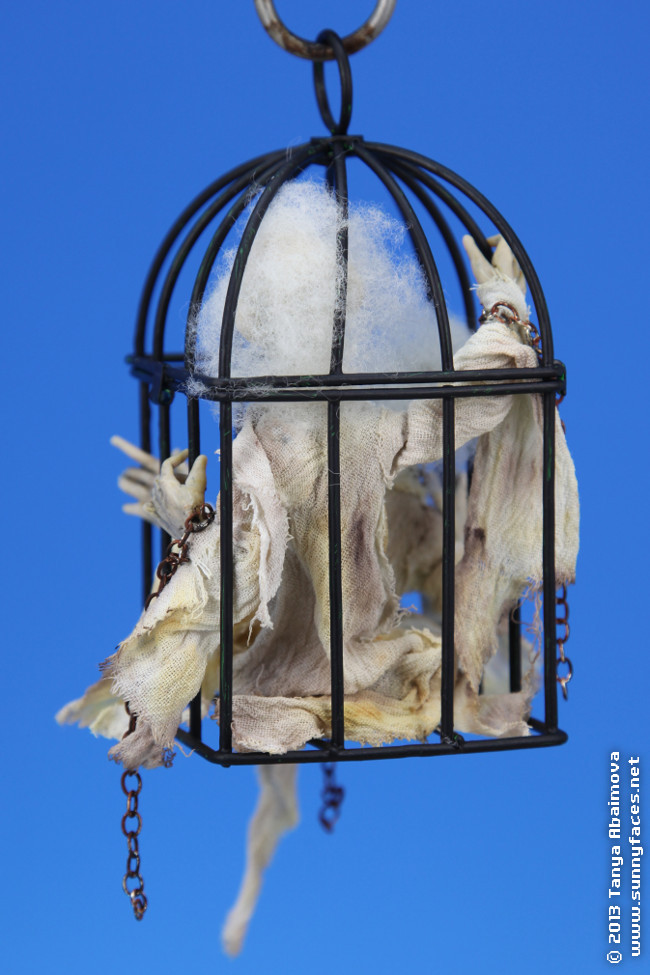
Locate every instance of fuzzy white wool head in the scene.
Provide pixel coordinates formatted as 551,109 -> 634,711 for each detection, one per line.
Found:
194,179 -> 470,379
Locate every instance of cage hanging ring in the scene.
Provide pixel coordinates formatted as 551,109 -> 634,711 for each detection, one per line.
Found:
313,30 -> 352,135
254,0 -> 396,60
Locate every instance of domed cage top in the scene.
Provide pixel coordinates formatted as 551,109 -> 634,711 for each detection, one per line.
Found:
127,29 -> 569,767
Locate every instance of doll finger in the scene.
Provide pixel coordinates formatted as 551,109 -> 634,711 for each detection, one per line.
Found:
111,435 -> 160,473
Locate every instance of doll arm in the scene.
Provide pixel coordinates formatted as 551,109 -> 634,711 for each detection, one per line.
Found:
388,236 -> 538,474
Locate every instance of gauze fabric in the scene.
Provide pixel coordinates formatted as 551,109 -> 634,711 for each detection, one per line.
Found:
221,764 -> 299,957
57,180 -> 579,954
62,313 -> 577,770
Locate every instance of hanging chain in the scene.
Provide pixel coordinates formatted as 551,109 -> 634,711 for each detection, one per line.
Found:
115,504 -> 215,922
480,301 -> 542,357
319,762 -> 345,832
121,769 -> 147,920
554,388 -> 572,697
556,583 -> 573,700
145,502 -> 215,610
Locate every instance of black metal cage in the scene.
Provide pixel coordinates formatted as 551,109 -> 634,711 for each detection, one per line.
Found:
128,31 -> 568,768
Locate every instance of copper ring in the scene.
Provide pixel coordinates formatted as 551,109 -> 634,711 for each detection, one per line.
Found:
122,875 -> 143,895
121,811 -> 142,834
121,770 -> 142,795
186,502 -> 215,532
254,0 -> 396,60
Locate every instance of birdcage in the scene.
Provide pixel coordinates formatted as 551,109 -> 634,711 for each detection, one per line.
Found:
124,1 -> 575,774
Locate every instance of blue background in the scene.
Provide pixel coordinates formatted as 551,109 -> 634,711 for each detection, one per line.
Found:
2,1 -> 647,972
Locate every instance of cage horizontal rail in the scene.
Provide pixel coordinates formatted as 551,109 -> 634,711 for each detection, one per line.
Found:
175,723 -> 568,766
129,355 -> 566,401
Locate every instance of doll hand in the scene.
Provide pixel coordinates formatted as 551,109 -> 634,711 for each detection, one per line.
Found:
111,436 -> 207,536
111,435 -> 165,525
151,451 -> 208,537
462,234 -> 530,322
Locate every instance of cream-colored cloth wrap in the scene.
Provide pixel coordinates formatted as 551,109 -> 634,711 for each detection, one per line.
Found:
57,231 -> 579,955
59,312 -> 567,766
58,232 -> 579,763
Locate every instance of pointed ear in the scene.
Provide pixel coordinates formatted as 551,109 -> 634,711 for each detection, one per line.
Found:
462,235 -> 495,284
487,235 -> 527,294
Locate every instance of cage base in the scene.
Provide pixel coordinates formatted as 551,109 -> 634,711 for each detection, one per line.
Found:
175,718 -> 567,767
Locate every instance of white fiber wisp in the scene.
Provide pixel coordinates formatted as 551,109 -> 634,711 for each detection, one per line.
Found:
193,179 -> 470,380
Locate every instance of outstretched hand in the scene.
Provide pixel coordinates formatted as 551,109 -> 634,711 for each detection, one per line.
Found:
111,435 -> 208,537
462,234 -> 530,322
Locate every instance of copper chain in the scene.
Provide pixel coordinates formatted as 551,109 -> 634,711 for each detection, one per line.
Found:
145,502 -> 215,610
554,388 -> 572,698
556,583 -> 573,700
319,762 -> 345,832
117,503 -> 215,921
480,301 -> 542,356
121,769 -> 147,920
483,299 -> 568,427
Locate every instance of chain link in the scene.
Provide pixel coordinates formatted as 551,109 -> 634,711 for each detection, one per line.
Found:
480,302 -> 542,357
318,762 -> 345,832
556,583 -> 573,700
120,769 -> 147,920
145,503 -> 215,610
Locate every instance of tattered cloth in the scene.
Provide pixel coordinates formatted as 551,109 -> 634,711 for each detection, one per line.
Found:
59,311 -> 578,768
56,181 -> 579,955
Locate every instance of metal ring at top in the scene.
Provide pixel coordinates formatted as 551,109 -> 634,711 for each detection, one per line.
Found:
254,0 -> 396,60
313,31 -> 353,135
